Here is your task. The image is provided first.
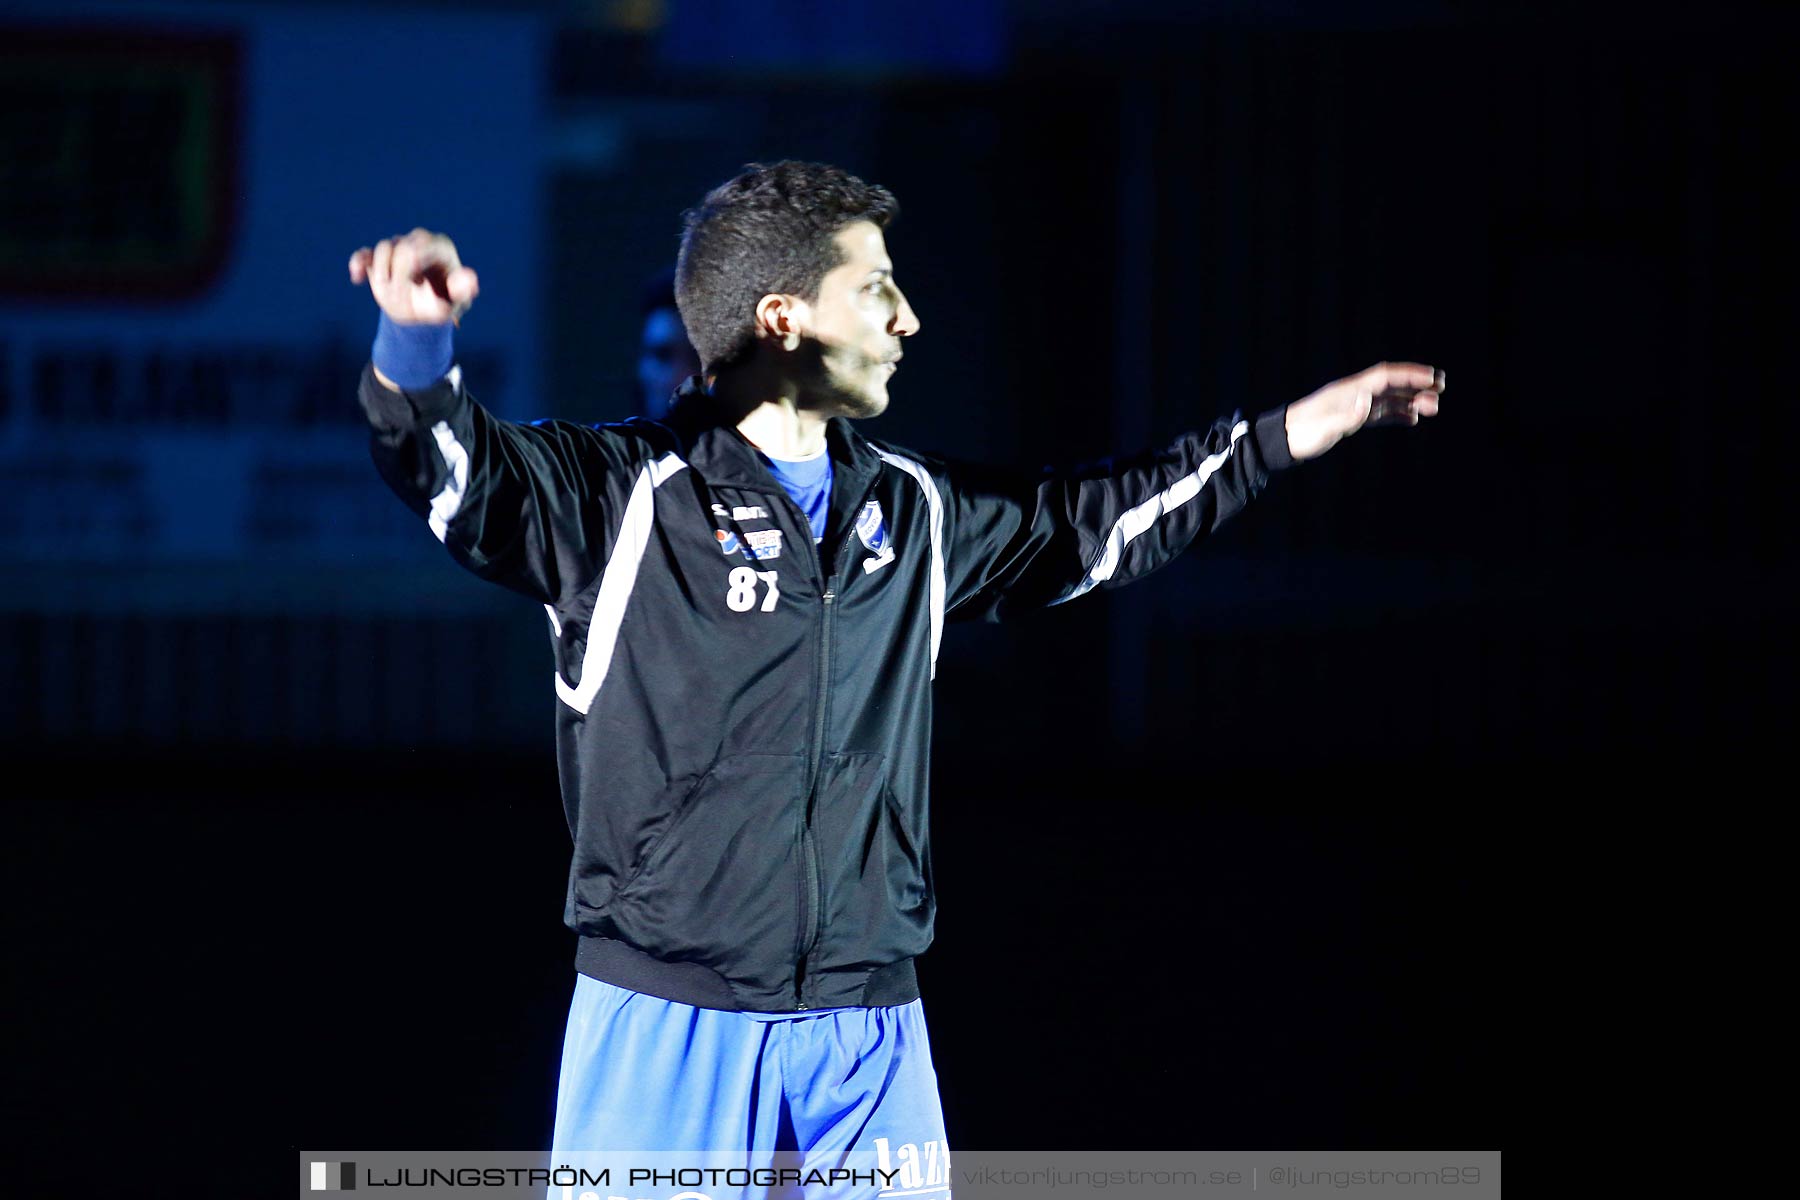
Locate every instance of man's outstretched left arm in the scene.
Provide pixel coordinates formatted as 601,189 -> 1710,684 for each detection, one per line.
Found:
928,361 -> 1442,622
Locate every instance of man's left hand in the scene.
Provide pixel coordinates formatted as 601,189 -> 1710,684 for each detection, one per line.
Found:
1284,362 -> 1443,461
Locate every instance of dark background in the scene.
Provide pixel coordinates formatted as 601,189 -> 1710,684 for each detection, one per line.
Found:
7,0 -> 1794,1191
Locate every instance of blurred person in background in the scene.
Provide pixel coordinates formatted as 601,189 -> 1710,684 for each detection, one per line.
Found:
636,267 -> 701,420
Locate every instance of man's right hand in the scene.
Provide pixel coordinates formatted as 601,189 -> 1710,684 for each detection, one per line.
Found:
348,228 -> 480,326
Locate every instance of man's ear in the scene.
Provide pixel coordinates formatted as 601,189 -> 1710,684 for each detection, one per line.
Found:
754,293 -> 808,352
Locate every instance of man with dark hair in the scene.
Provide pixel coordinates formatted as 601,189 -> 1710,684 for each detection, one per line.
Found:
673,162 -> 900,380
348,160 -> 1440,1194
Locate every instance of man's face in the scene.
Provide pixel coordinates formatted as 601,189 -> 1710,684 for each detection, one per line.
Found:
796,222 -> 920,418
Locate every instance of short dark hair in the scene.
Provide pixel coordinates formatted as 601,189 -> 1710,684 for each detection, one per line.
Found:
675,161 -> 899,372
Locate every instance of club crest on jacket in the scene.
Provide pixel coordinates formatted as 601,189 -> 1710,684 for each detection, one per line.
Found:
858,501 -> 896,573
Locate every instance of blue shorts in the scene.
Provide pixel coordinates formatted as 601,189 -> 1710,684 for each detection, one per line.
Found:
549,974 -> 950,1199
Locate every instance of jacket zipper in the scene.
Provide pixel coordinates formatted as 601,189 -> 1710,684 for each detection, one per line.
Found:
793,584 -> 832,1010
789,487 -> 870,1010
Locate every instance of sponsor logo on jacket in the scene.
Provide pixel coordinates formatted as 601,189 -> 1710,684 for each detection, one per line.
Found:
717,528 -> 782,561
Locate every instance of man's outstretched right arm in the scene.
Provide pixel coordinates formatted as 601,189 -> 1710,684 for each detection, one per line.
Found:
350,228 -> 643,607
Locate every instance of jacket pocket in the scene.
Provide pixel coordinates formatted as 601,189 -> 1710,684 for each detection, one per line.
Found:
879,783 -> 931,919
603,753 -> 806,990
607,766 -> 718,900
811,753 -> 934,966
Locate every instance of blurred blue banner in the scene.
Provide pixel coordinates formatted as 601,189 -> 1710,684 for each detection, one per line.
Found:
661,0 -> 1005,76
1,3 -> 545,599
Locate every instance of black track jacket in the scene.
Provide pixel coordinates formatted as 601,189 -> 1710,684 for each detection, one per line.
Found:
361,366 -> 1294,1011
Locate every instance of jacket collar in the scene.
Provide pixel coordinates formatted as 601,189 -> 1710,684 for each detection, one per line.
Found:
658,377 -> 883,504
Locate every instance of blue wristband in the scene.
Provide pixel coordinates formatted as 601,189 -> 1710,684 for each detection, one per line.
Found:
372,311 -> 455,389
